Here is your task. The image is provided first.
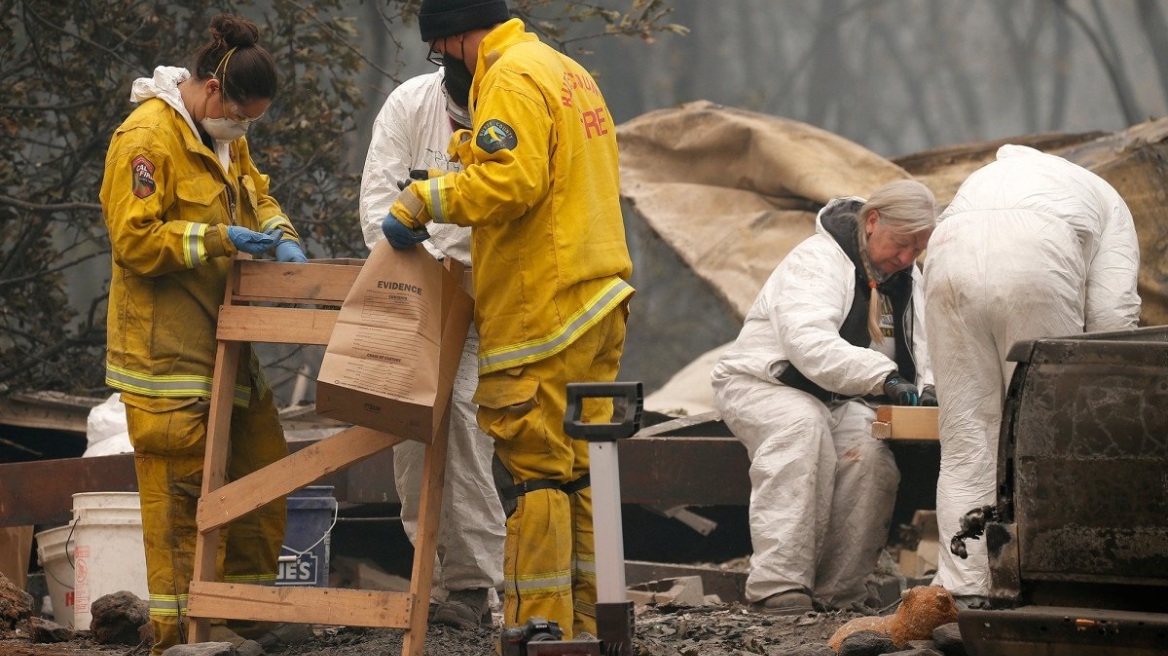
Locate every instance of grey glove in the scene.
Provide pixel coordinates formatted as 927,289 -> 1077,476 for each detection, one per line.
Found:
883,372 -> 920,406
919,384 -> 938,407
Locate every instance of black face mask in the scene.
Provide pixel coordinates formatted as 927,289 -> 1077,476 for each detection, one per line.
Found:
442,52 -> 472,109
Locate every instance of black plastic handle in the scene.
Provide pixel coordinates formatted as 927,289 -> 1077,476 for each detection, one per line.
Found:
563,382 -> 643,442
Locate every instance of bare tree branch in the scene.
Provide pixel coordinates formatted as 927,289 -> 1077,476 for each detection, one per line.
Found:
0,195 -> 102,213
276,0 -> 400,81
1136,0 -> 1168,108
1053,0 -> 1142,124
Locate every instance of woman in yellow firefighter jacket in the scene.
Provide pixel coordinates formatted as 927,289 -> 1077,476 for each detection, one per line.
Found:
384,0 -> 634,639
99,14 -> 307,655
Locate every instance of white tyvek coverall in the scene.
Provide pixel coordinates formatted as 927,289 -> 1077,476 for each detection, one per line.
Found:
358,70 -> 505,594
711,202 -> 932,609
925,145 -> 1140,597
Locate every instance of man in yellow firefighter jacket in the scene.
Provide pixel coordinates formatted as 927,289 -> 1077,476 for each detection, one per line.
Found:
382,0 -> 634,639
100,14 -> 307,655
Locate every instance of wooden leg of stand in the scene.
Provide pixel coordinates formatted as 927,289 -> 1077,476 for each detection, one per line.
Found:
189,340 -> 241,644
0,525 -> 33,590
401,407 -> 451,656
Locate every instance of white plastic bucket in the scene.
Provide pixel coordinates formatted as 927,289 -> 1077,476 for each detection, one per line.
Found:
35,524 -> 75,628
70,492 -> 149,630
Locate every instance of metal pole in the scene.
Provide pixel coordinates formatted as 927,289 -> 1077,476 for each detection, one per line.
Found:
590,440 -> 626,601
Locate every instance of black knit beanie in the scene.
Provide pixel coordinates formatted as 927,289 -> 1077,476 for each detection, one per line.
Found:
418,0 -> 510,42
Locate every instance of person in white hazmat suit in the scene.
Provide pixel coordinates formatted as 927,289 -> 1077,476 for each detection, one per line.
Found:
926,144 -> 1140,604
712,180 -> 938,614
358,68 -> 505,628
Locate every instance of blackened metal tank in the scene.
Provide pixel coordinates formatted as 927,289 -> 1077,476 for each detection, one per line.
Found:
960,325 -> 1168,655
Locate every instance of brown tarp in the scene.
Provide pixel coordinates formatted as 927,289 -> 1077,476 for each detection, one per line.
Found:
619,100 -> 910,321
619,100 -> 1168,327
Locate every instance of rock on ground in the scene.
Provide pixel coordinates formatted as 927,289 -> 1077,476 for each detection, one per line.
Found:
0,601 -> 891,656
89,590 -> 151,646
0,572 -> 34,630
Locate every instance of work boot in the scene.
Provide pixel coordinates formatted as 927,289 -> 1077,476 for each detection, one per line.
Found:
750,590 -> 814,616
431,587 -> 491,629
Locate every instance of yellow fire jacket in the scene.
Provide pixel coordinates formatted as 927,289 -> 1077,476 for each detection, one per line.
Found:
101,97 -> 301,404
402,18 -> 634,374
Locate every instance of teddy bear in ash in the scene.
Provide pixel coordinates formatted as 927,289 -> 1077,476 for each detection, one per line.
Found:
827,584 -> 958,651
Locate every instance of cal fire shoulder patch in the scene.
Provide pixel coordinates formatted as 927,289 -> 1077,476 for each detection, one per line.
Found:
476,119 -> 517,154
131,155 -> 156,199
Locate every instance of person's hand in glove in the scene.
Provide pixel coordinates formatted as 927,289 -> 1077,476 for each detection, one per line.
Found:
383,179 -> 433,249
396,169 -> 444,191
883,372 -> 920,406
264,228 -> 308,263
919,384 -> 938,407
226,225 -> 277,255
382,213 -> 430,248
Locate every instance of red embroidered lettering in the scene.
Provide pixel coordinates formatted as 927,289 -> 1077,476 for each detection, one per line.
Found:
561,73 -> 574,107
582,107 -> 609,139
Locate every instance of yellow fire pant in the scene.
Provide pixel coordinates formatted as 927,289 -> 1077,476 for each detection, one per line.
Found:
124,386 -> 288,655
475,307 -> 627,639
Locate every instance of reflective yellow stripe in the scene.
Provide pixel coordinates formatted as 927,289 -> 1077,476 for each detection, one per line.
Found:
106,364 -> 251,407
426,177 -> 450,224
261,215 -> 298,242
506,570 -> 573,596
479,278 -> 633,374
149,594 -> 187,617
184,223 -> 207,268
260,215 -> 290,233
224,573 -> 277,585
575,599 -> 595,617
574,559 -> 596,577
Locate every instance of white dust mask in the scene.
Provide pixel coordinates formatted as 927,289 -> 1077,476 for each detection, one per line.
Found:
200,116 -> 249,142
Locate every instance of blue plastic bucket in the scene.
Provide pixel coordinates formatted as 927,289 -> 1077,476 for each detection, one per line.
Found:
277,486 -> 337,587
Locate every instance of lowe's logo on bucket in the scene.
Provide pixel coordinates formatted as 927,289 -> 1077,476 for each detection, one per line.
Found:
276,486 -> 337,588
277,550 -> 320,586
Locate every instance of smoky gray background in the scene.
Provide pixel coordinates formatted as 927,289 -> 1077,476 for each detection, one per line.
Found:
343,0 -> 1168,393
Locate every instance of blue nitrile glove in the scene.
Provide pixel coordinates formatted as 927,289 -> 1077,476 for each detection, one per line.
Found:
919,384 -> 938,407
883,372 -> 920,406
265,228 -> 308,263
226,225 -> 277,255
275,239 -> 308,263
382,213 -> 430,249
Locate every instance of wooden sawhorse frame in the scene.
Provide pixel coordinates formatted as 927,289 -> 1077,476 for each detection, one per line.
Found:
185,257 -> 453,656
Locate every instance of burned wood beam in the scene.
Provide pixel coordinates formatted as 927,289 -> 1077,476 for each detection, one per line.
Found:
0,434 -> 751,528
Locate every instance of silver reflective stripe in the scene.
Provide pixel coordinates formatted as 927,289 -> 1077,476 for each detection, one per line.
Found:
479,279 -> 632,373
149,595 -> 186,617
184,223 -> 204,268
505,571 -> 573,595
106,365 -> 213,396
428,178 -> 447,223
106,365 -> 251,406
261,215 -> 291,233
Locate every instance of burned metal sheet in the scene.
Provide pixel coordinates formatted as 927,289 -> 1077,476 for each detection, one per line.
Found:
959,605 -> 1168,656
994,326 -> 1168,597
